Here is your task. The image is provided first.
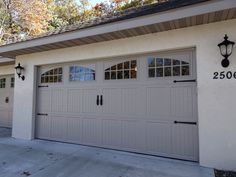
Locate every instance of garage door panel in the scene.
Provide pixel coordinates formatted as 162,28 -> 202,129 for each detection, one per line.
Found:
37,89 -> 50,113
122,120 -> 146,151
51,116 -> 68,140
36,116 -> 51,139
67,117 -> 83,142
67,89 -> 83,113
147,87 -> 171,118
122,88 -> 145,116
171,86 -> 196,119
102,119 -> 122,148
172,124 -> 198,161
0,111 -> 8,127
83,89 -> 99,114
102,88 -> 122,115
0,91 -> 7,108
146,122 -> 172,154
51,89 -> 66,113
82,118 -> 101,145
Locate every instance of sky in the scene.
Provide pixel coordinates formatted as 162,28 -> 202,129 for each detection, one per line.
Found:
76,0 -> 108,6
90,0 -> 106,5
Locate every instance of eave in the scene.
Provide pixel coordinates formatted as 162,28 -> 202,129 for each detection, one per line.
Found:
0,0 -> 236,59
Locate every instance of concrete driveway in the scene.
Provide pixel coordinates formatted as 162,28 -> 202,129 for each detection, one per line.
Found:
0,129 -> 214,177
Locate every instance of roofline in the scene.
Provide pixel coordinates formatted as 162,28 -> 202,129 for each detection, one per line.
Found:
0,0 -> 236,58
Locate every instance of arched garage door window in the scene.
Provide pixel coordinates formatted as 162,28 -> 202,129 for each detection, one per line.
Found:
41,67 -> 63,83
104,60 -> 137,80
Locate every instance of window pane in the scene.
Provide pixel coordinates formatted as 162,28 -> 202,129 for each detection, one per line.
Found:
58,68 -> 63,74
54,68 -> 58,74
111,65 -> 117,70
85,73 -> 95,81
111,71 -> 116,79
53,76 -> 58,82
105,72 -> 110,80
164,67 -> 171,77
173,66 -> 180,76
117,63 -> 123,70
182,61 -> 189,65
173,60 -> 180,65
49,70 -> 53,75
78,66 -> 84,73
164,59 -> 171,66
148,57 -> 155,67
156,58 -> 163,67
156,68 -> 163,77
45,76 -> 49,83
124,61 -> 130,69
70,66 -> 75,73
149,68 -> 155,78
70,66 -> 76,73
58,75 -> 62,82
124,70 -> 130,79
131,70 -> 137,79
49,76 -> 53,83
182,65 -> 190,76
117,71 -> 123,79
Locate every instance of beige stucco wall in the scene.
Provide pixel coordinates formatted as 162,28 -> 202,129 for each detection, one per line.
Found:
12,18 -> 236,171
0,65 -> 14,76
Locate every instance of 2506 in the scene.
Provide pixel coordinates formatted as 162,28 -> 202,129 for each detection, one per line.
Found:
213,71 -> 236,79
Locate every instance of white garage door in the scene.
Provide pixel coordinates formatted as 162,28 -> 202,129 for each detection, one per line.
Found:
0,75 -> 14,128
36,49 -> 198,161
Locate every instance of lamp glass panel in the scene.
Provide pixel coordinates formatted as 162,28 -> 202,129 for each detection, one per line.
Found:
227,43 -> 234,56
16,68 -> 21,75
220,44 -> 227,56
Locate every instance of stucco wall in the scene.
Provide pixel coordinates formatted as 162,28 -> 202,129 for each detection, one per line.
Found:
12,19 -> 236,171
0,65 -> 14,76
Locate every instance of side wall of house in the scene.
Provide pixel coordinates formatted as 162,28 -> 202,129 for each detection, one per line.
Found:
12,19 -> 236,171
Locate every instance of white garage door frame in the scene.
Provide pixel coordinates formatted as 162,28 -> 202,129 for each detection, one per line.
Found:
34,48 -> 199,161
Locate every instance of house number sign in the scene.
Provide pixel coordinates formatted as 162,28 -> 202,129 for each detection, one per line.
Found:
213,71 -> 236,79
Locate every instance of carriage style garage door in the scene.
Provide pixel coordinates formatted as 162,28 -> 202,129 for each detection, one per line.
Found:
0,75 -> 14,128
36,49 -> 199,161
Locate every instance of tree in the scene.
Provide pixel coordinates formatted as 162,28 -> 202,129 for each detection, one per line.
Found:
0,0 -> 167,45
49,0 -> 91,28
11,0 -> 52,36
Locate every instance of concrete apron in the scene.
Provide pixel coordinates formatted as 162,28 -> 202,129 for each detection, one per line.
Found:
0,137 -> 214,177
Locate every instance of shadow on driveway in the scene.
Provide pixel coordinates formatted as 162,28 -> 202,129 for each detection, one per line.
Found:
0,128 -> 11,138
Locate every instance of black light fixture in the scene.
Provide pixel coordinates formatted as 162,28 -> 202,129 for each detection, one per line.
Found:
15,63 -> 25,80
218,34 -> 235,68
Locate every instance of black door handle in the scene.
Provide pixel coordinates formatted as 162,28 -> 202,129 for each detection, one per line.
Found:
100,95 -> 103,106
5,97 -> 9,103
174,121 -> 197,125
96,95 -> 99,106
37,113 -> 48,116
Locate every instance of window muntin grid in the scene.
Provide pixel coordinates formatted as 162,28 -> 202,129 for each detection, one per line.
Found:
105,60 -> 137,80
41,67 -> 63,83
148,58 -> 190,78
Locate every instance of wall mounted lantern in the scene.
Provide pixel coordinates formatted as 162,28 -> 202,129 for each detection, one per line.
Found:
15,63 -> 25,80
218,34 -> 235,68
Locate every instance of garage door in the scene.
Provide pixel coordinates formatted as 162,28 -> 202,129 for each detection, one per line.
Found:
36,49 -> 198,161
0,75 -> 14,128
